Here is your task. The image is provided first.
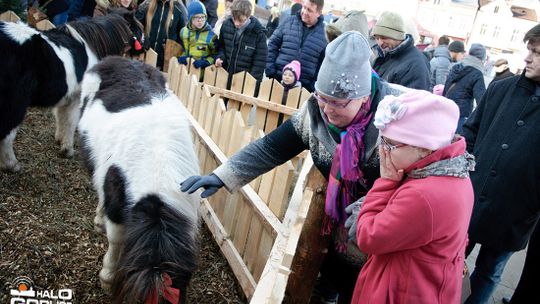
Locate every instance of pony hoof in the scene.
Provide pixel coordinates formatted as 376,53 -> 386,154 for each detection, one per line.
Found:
59,148 -> 74,158
1,162 -> 21,173
99,279 -> 112,293
99,269 -> 113,292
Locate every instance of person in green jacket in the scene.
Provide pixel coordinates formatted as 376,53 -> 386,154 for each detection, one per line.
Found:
177,1 -> 217,70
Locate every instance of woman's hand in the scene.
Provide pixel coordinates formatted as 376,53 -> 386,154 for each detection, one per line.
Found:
379,145 -> 404,181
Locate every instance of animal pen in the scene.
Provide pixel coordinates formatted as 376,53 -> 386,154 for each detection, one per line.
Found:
167,60 -> 332,303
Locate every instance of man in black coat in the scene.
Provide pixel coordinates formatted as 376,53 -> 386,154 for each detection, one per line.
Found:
462,23 -> 540,304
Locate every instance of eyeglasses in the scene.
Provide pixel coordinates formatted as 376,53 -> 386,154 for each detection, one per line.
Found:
193,15 -> 206,21
380,136 -> 406,151
314,92 -> 352,109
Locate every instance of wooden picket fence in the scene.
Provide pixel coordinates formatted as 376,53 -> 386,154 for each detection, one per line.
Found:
167,59 -> 330,303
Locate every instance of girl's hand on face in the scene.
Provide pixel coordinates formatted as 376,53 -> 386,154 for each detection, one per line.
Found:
379,145 -> 404,181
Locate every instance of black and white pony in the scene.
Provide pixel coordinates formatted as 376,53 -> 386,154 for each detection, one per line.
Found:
0,9 -> 144,172
78,56 -> 200,304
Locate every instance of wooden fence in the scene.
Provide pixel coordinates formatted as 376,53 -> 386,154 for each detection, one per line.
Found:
167,60 -> 330,303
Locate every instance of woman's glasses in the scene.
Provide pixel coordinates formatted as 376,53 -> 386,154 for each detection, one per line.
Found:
380,136 -> 407,151
314,92 -> 352,109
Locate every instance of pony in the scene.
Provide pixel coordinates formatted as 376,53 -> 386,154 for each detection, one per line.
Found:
0,8 -> 144,172
78,56 -> 200,304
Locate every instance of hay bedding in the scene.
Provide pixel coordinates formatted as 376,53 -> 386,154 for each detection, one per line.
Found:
0,108 -> 246,304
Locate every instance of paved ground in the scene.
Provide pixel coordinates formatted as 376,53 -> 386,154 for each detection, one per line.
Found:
465,245 -> 527,304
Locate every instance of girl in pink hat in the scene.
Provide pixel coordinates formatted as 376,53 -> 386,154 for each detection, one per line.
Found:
281,60 -> 302,91
350,89 -> 475,304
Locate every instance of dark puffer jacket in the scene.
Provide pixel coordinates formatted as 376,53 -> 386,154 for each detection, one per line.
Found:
265,13 -> 327,92
136,0 -> 188,69
372,35 -> 431,90
217,16 -> 267,81
443,55 -> 486,117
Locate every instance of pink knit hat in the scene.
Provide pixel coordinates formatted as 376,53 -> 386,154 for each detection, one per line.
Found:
283,60 -> 301,82
373,90 -> 459,150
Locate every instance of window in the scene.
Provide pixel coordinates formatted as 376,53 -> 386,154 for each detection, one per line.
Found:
480,24 -> 488,35
493,26 -> 500,38
511,29 -> 520,42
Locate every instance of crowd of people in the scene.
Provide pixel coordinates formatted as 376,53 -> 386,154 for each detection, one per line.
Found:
3,0 -> 539,303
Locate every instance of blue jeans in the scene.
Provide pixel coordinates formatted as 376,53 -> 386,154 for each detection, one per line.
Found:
465,244 -> 514,304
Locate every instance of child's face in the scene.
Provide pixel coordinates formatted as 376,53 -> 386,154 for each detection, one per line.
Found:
282,70 -> 296,85
233,14 -> 249,29
191,14 -> 206,30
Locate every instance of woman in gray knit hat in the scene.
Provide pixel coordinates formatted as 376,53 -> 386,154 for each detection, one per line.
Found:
181,31 -> 405,303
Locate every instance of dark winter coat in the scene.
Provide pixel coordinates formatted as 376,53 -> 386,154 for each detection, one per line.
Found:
217,16 -> 267,82
200,0 -> 217,27
462,73 -> 540,251
443,55 -> 486,117
492,68 -> 515,82
266,13 -> 327,92
265,15 -> 279,38
39,0 -> 69,19
136,0 -> 188,69
372,35 -> 431,90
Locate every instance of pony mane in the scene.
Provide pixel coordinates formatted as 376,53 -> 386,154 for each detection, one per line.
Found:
60,13 -> 131,59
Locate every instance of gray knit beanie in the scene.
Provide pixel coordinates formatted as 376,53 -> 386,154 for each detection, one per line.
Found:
372,11 -> 406,41
469,43 -> 487,61
325,10 -> 369,42
314,31 -> 372,99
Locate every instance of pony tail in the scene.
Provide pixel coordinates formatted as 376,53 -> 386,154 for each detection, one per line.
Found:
111,194 -> 199,304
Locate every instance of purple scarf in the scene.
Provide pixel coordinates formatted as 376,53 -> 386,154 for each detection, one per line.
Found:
323,98 -> 372,247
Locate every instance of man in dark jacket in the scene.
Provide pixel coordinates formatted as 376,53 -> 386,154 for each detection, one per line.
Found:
492,58 -> 515,82
265,0 -> 327,92
215,0 -> 267,84
462,23 -> 540,304
371,11 -> 431,90
443,43 -> 486,134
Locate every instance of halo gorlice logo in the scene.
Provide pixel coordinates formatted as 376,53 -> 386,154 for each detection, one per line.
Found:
9,276 -> 74,304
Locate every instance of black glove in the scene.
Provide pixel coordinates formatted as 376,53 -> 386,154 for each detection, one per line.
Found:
180,174 -> 224,198
344,196 -> 365,243
193,59 -> 211,69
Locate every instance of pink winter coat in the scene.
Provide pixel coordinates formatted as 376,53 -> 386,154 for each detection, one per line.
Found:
352,138 -> 474,304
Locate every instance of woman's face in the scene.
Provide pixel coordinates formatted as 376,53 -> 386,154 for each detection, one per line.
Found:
316,92 -> 369,128
119,0 -> 132,8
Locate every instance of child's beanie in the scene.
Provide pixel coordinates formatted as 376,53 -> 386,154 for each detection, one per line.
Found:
374,90 -> 459,150
283,60 -> 301,81
188,1 -> 207,21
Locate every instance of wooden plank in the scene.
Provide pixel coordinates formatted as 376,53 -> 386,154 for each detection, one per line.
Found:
0,11 -> 20,22
232,197 -> 253,255
167,60 -> 180,94
252,229 -> 275,281
217,110 -> 235,153
200,200 -> 257,299
264,81 -> 284,133
284,162 -> 331,303
36,19 -> 55,31
243,216 -> 264,272
203,65 -> 217,86
254,79 -> 273,130
267,162 -> 295,220
179,65 -> 190,104
187,75 -> 200,114
299,87 -> 311,107
144,48 -> 158,68
206,86 -> 297,116
257,170 -> 275,204
203,94 -> 218,134
286,86 -> 303,109
210,100 -> 226,143
215,67 -> 229,89
239,73 -> 257,123
228,72 -> 245,111
197,86 -> 211,125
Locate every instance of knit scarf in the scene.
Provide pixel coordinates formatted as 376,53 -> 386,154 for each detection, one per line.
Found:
323,97 -> 373,245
